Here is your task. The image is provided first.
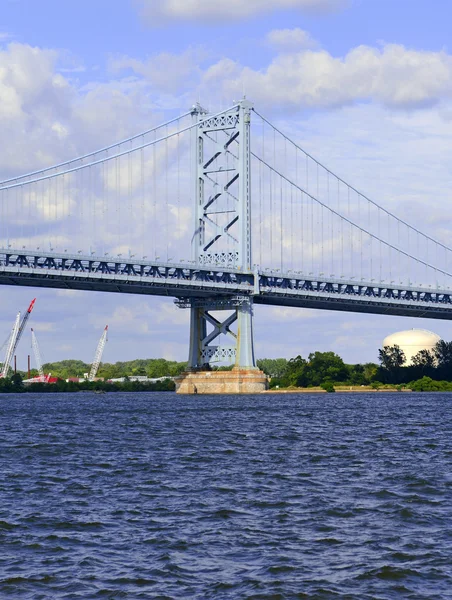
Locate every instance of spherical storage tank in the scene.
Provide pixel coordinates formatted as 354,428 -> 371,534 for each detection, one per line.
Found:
382,329 -> 441,365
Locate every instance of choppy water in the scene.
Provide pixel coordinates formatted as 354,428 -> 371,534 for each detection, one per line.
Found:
1,392 -> 452,599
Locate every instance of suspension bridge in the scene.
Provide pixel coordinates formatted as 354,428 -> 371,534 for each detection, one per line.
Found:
0,100 -> 451,391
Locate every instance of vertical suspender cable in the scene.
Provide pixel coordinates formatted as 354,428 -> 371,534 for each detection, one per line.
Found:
177,131 -> 180,256
279,173 -> 283,271
116,156 -> 120,252
165,129 -> 169,261
350,190 -> 354,278
128,147 -> 132,256
153,136 -> 157,259
259,118 -> 263,267
318,164 -> 322,275
270,132 -> 274,267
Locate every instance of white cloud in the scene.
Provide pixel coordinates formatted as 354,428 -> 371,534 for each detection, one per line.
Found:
0,43 -> 70,125
137,0 -> 345,24
0,42 -> 170,179
109,39 -> 452,113
267,28 -> 318,51
203,44 -> 452,110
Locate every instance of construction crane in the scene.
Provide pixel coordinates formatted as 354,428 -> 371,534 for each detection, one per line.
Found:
16,299 -> 36,350
1,312 -> 21,378
1,298 -> 36,378
31,328 -> 50,383
88,325 -> 108,381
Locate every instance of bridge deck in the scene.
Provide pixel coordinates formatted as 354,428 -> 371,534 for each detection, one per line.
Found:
1,250 -> 452,320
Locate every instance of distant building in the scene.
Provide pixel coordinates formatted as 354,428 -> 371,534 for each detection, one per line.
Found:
107,376 -> 173,383
383,329 -> 441,366
23,376 -> 58,385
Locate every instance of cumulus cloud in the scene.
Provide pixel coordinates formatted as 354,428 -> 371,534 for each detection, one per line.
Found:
203,44 -> 452,110
0,43 -> 71,123
137,0 -> 345,24
110,40 -> 452,113
0,42 -> 169,179
267,28 -> 318,51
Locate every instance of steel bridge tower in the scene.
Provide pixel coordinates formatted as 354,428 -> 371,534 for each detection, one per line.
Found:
181,99 -> 257,373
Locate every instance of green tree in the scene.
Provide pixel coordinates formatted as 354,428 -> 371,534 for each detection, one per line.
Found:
378,345 -> 406,383
412,349 -> 435,369
284,355 -> 308,387
363,363 -> 379,384
10,373 -> 23,388
433,340 -> 452,379
411,349 -> 435,380
408,376 -> 452,391
305,351 -> 348,386
256,358 -> 288,379
347,363 -> 365,385
321,381 -> 336,393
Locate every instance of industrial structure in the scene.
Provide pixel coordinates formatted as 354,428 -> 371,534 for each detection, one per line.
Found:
0,300 -> 110,383
88,326 -> 108,381
383,329 -> 441,366
23,328 -> 54,384
0,298 -> 36,378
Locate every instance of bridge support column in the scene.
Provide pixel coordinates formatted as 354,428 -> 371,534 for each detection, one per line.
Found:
175,296 -> 268,394
236,296 -> 255,369
175,100 -> 267,393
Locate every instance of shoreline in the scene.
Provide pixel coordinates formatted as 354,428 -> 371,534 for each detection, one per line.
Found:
264,386 -> 412,394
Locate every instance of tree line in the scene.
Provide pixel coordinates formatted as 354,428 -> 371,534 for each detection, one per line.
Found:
258,340 -> 452,390
257,355 -> 379,389
34,358 -> 188,380
378,340 -> 452,384
1,342 -> 451,393
0,373 -> 175,394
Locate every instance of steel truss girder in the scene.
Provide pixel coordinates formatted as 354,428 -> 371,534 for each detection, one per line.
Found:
2,249 -> 452,319
175,296 -> 250,310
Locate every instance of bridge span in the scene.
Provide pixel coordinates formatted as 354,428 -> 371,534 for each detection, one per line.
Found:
1,100 -> 451,391
2,249 -> 452,320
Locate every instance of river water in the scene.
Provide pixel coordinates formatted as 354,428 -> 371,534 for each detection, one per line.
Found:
0,392 -> 451,599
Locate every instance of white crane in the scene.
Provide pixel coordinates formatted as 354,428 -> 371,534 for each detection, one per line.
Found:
31,328 -> 50,383
88,325 -> 108,381
1,298 -> 37,378
1,312 -> 21,378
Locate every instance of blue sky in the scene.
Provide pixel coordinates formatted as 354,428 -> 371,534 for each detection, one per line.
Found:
4,0 -> 450,66
1,0 -> 452,368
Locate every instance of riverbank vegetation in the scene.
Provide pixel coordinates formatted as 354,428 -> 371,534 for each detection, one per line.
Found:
37,358 -> 188,381
1,341 -> 451,393
258,340 -> 452,391
0,374 -> 175,393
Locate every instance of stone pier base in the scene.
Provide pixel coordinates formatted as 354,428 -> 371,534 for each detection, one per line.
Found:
175,368 -> 269,394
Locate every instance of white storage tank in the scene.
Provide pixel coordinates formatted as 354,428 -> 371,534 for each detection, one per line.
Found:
382,329 -> 441,365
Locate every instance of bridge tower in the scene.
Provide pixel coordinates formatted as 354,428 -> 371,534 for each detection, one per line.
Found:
176,100 -> 268,393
